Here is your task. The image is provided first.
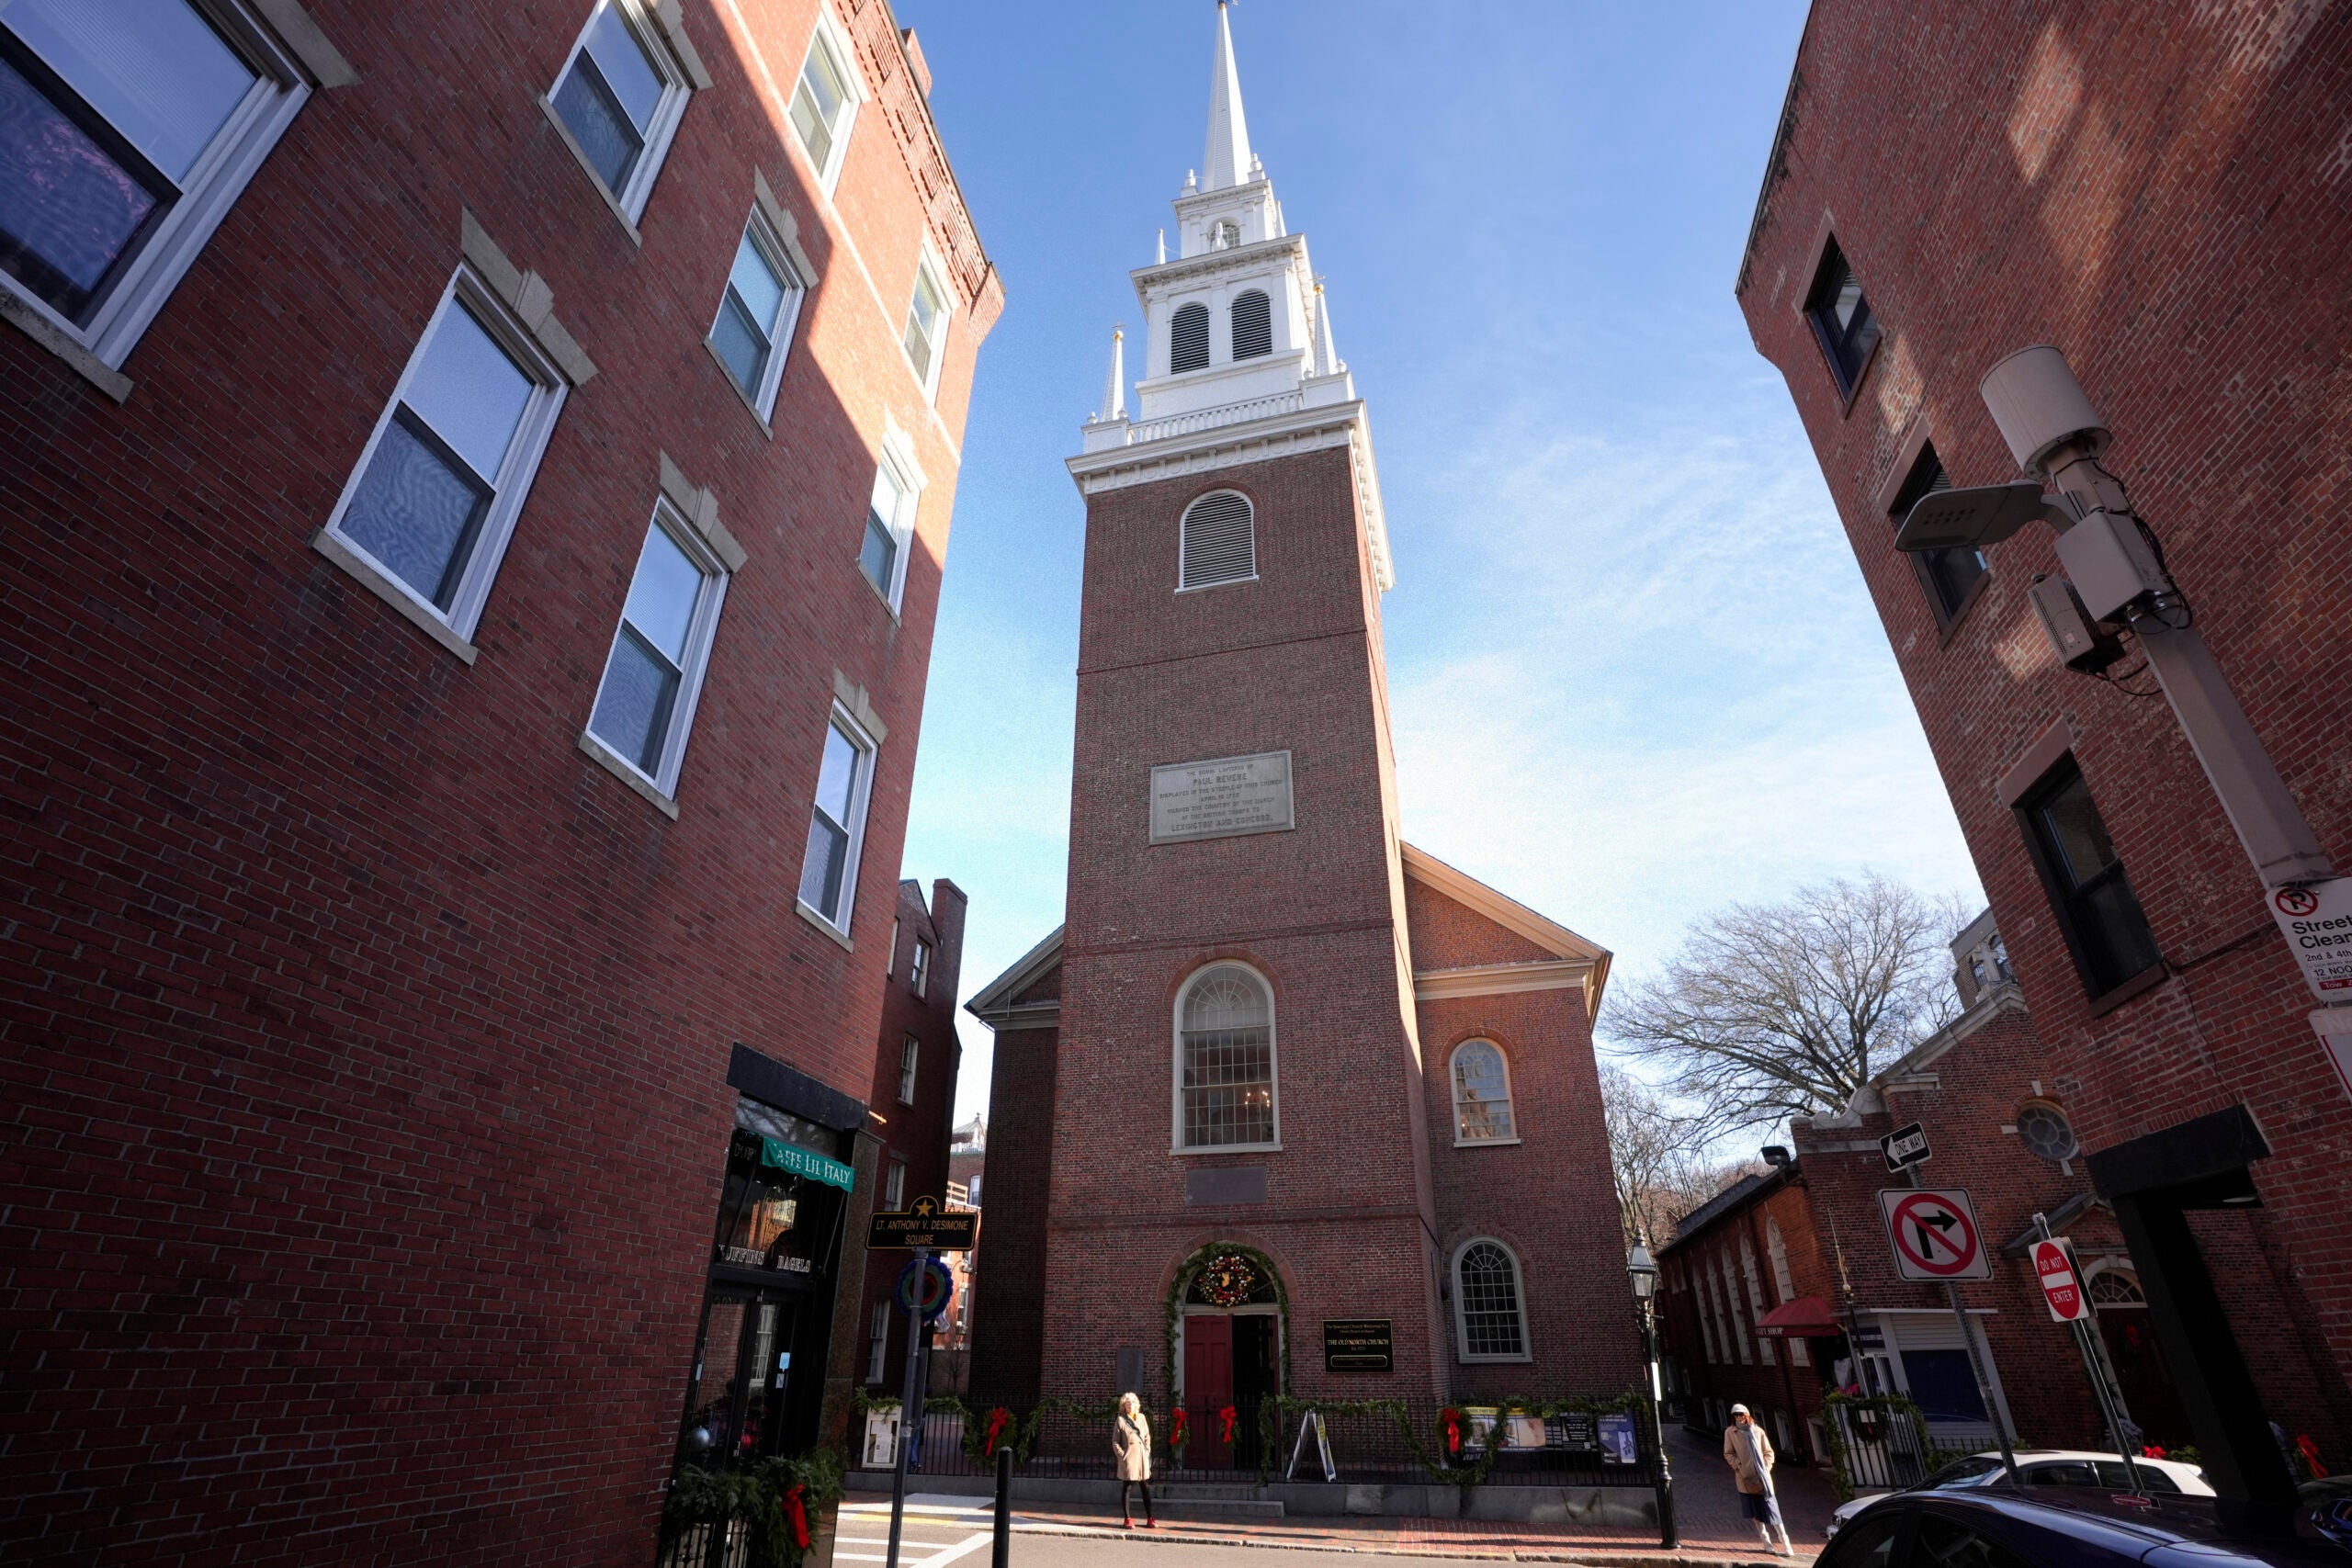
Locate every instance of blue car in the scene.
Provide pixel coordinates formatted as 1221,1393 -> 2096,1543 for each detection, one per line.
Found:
1817,1486 -> 2350,1567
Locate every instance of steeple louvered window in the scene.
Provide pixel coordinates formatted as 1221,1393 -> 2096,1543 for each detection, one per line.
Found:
1179,490 -> 1255,591
1230,289 -> 1272,360
1170,301 -> 1210,373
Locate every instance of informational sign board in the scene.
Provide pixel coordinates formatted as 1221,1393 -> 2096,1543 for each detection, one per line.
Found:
1550,1413 -> 1598,1451
1285,1410 -> 1337,1482
1878,1187 -> 1991,1281
862,1407 -> 900,1469
1322,1318 -> 1394,1372
2032,1237 -> 2088,1323
1149,751 -> 1295,844
1880,1122 -> 1931,1172
866,1195 -> 978,1250
1598,1413 -> 1638,1466
2268,879 -> 2352,999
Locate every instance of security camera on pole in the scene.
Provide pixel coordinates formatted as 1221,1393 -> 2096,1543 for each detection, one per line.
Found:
1890,345 -> 2349,1082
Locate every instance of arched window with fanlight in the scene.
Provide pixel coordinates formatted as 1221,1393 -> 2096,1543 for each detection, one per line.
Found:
1230,288 -> 1272,360
1175,963 -> 1277,1148
1453,1238 -> 1530,1361
1448,1040 -> 1517,1144
1170,300 -> 1210,373
1179,490 -> 1256,591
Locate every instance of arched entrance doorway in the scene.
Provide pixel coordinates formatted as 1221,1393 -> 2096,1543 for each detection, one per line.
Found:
2088,1262 -> 2191,1450
1172,1245 -> 1285,1470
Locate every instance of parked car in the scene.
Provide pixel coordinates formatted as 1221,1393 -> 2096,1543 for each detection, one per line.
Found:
2305,1478 -> 2352,1553
1817,1488 -> 2348,1567
1824,1449 -> 2213,1540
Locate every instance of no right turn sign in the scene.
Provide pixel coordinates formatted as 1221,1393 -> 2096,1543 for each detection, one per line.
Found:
1878,1188 -> 1991,1281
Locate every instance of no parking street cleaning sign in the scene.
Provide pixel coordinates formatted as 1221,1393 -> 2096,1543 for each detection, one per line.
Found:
1877,1188 -> 1991,1281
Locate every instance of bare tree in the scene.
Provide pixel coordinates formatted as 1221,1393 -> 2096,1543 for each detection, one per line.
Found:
1608,873 -> 1967,1136
1598,1063 -> 1762,1246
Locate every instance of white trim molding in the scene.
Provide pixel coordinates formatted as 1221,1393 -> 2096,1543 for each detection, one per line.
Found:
1415,959 -> 1596,1002
1171,960 -> 1282,1156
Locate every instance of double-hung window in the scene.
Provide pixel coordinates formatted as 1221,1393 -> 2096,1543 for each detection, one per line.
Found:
1889,441 -> 1987,625
901,253 -> 948,398
786,21 -> 857,192
586,507 -> 728,798
2018,757 -> 2162,998
0,0 -> 309,367
548,0 -> 690,223
708,213 -> 803,420
884,1157 -> 906,1210
1804,235 -> 1882,398
898,1034 -> 919,1104
909,940 -> 931,998
797,708 -> 876,934
860,456 -> 916,610
323,273 -> 565,641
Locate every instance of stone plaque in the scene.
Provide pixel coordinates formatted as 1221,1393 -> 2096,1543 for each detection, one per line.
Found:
1149,750 -> 1294,844
1185,1165 -> 1267,1206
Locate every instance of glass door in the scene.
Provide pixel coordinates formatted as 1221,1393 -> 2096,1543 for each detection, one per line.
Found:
680,1287 -> 802,1470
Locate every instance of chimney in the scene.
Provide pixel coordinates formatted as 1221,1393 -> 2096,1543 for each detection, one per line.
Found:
899,28 -> 933,98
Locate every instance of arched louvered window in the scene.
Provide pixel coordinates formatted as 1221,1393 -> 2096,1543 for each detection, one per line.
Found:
1170,301 -> 1211,373
1230,289 -> 1272,360
1179,491 -> 1255,591
1175,963 -> 1277,1148
1453,1239 -> 1530,1360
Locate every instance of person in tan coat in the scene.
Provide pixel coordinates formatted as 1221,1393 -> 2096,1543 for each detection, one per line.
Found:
1114,1392 -> 1155,1529
1723,1404 -> 1792,1556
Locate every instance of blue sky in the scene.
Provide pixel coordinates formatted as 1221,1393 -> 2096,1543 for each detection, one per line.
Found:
888,1 -> 1986,1125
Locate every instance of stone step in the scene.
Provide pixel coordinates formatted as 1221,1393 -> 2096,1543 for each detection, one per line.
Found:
1150,1497 -> 1286,1520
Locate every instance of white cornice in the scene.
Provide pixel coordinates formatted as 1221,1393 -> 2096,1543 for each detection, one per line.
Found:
964,925 -> 1064,1028
1413,959 -> 1595,1001
1399,843 -> 1613,1014
1131,233 -> 1306,297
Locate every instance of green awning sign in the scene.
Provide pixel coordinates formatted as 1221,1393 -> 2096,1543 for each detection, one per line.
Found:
762,1137 -> 854,1192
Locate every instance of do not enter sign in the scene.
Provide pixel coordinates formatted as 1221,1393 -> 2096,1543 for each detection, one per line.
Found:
2033,1238 -> 2088,1322
1877,1188 -> 1991,1280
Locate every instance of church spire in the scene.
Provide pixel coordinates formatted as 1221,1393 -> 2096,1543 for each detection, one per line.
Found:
1204,1 -> 1253,190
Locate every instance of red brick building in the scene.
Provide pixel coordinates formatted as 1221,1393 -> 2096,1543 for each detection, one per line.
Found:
855,878 -> 967,1396
0,0 -> 998,1560
1659,913 -> 2195,1474
963,8 -> 1638,1448
1735,0 -> 2352,1515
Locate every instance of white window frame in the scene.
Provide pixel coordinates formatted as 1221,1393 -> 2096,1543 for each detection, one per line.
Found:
1170,960 -> 1282,1155
707,206 -> 806,422
898,1033 -> 919,1104
0,0 -> 311,371
899,241 -> 953,402
787,9 -> 864,197
860,423 -> 925,615
795,702 -> 877,939
884,1157 -> 907,1210
1448,1039 -> 1521,1147
321,267 -> 569,645
865,1300 -> 888,1383
545,0 -> 693,224
1451,1236 -> 1532,1364
910,940 -> 931,998
580,500 -> 730,800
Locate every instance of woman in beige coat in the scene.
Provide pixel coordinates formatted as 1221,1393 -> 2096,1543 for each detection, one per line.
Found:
1114,1392 -> 1156,1529
1722,1404 -> 1792,1556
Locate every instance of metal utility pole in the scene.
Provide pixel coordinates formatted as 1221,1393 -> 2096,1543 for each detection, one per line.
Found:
2031,1213 -> 2147,1494
883,1245 -> 930,1568
1897,1166 -> 2015,1482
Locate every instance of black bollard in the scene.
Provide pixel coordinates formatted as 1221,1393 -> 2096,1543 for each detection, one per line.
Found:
991,1444 -> 1012,1568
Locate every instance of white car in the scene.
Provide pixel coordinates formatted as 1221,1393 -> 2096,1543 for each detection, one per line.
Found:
1822,1450 -> 2214,1540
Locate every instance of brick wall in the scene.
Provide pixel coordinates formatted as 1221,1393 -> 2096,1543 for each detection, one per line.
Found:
1736,0 -> 2352,1440
0,0 -> 997,1560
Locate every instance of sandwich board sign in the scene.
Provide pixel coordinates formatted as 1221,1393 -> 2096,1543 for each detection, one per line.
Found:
1878,1188 -> 1991,1281
2032,1237 -> 2089,1323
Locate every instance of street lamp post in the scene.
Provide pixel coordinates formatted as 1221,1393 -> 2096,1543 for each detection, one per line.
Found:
1627,1240 -> 1677,1550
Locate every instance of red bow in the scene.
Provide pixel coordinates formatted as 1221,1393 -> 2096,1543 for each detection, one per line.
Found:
1441,1407 -> 1463,1458
2142,1445 -> 2167,1460
1219,1405 -> 1238,1445
784,1483 -> 808,1550
2298,1434 -> 2327,1479
1170,1408 -> 1189,1447
985,1407 -> 1011,1457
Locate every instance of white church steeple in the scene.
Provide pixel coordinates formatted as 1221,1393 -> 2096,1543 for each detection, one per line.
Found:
1204,0 -> 1252,192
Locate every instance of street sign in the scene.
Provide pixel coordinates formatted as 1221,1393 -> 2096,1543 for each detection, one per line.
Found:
1880,1122 -> 1932,1173
2268,879 -> 2352,1000
866,1195 -> 978,1250
1878,1188 -> 1991,1280
2032,1237 -> 2088,1322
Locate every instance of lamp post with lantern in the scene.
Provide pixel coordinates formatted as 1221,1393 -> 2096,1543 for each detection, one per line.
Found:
1627,1238 -> 1677,1549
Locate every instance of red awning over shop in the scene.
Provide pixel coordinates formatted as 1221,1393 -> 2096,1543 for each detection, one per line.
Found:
1754,1296 -> 1840,1338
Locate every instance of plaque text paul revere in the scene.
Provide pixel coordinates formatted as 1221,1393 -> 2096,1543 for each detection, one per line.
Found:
1150,750 -> 1295,844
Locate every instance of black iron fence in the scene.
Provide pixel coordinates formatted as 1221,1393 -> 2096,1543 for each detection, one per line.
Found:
851,1394 -> 1664,1490
1823,1393 -> 1973,1498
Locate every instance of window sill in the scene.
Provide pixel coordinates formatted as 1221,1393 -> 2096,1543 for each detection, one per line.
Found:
0,293 -> 133,403
1453,1136 -> 1523,1149
1176,574 -> 1261,595
1456,1352 -> 1534,1365
861,568 -> 905,624
1171,1142 -> 1282,1156
705,337 -> 777,436
796,897 -> 855,952
537,94 -> 645,247
312,529 -> 479,664
2086,963 -> 2169,1019
577,730 -> 680,819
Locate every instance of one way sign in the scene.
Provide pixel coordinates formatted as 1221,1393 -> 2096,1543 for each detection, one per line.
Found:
1878,1188 -> 1991,1281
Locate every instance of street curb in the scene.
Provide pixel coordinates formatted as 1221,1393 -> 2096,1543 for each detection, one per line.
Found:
1006,1518 -> 1812,1567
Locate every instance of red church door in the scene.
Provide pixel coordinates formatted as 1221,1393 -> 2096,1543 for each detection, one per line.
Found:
1183,1314 -> 1235,1468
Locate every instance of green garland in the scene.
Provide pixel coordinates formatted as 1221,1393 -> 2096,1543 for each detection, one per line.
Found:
663,1448 -> 843,1568
846,1390 -> 1121,1469
1818,1391 -> 1949,1504
1160,1239 -> 1293,1421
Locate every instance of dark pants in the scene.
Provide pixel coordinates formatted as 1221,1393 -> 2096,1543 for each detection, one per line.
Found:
1122,1480 -> 1152,1519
